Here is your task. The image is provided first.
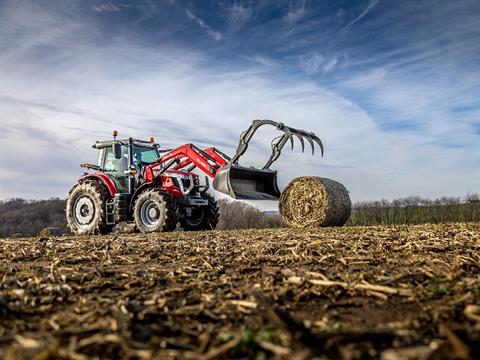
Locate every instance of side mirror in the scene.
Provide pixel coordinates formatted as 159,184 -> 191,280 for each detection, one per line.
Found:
112,143 -> 122,159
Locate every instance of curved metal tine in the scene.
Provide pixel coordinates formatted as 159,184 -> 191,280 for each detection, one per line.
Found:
289,129 -> 305,153
292,128 -> 322,156
310,133 -> 324,156
302,132 -> 316,155
282,126 -> 295,150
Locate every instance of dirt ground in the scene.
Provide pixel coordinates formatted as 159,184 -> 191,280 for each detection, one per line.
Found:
1,223 -> 479,359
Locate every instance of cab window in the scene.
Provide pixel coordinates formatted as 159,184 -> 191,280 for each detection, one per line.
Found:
103,146 -> 129,192
97,150 -> 103,168
104,146 -> 128,172
132,146 -> 159,164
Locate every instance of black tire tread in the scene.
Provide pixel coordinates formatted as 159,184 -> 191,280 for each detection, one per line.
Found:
133,188 -> 177,233
66,180 -> 111,235
181,193 -> 219,231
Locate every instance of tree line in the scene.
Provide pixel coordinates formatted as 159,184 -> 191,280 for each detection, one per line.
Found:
0,194 -> 478,237
0,198 -> 69,238
0,198 -> 285,237
347,194 -> 480,226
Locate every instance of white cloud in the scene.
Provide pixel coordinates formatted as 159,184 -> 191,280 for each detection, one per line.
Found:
346,0 -> 380,28
285,0 -> 308,22
185,9 -> 222,41
224,2 -> 252,30
342,68 -> 386,88
243,54 -> 278,68
92,3 -> 127,13
0,0 -> 478,203
323,57 -> 338,73
296,53 -> 338,75
298,52 -> 325,74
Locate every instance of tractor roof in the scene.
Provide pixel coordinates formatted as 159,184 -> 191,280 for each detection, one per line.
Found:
92,138 -> 160,150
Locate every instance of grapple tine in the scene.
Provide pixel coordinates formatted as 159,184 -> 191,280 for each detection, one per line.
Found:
292,131 -> 305,153
227,119 -> 323,177
303,133 -> 315,155
311,133 -> 324,156
282,126 -> 295,150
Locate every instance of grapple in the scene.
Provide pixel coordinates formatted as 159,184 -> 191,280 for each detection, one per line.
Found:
213,120 -> 323,200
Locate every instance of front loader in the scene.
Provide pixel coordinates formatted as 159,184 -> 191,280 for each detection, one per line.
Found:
213,119 -> 323,200
66,120 -> 323,235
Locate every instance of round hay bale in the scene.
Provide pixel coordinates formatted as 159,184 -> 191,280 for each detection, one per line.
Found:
279,176 -> 351,228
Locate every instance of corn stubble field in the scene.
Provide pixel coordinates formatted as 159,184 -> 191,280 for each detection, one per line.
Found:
1,224 -> 480,359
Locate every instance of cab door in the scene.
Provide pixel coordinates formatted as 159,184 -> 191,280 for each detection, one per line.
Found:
102,146 -> 129,192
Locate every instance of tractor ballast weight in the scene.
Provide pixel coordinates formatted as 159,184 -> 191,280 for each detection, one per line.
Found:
212,120 -> 323,200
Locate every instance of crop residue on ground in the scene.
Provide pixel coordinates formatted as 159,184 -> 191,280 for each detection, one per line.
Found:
1,224 -> 479,359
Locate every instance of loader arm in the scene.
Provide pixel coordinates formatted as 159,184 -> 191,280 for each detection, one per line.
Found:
144,144 -> 223,182
144,120 -> 323,201
172,147 -> 229,172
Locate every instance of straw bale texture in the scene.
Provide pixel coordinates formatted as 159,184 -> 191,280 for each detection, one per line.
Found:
279,176 -> 351,227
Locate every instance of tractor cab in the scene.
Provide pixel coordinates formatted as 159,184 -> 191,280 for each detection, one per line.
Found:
91,136 -> 161,193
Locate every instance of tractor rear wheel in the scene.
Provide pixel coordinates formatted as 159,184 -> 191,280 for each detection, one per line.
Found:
66,181 -> 112,235
133,188 -> 177,233
180,194 -> 219,231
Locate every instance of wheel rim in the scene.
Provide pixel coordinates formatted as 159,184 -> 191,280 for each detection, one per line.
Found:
186,207 -> 204,227
140,199 -> 162,227
73,195 -> 96,227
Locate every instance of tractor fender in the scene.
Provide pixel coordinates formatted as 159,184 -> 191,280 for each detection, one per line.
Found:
80,173 -> 118,197
128,180 -> 163,213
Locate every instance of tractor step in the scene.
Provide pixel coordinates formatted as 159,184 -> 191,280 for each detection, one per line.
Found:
105,198 -> 115,225
114,193 -> 129,222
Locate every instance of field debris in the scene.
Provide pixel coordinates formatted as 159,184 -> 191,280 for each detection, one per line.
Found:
1,223 -> 479,359
280,176 -> 351,227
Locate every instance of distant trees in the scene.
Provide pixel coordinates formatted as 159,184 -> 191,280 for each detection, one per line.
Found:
217,199 -> 285,229
347,194 -> 480,226
0,194 -> 478,237
0,198 -> 68,238
0,198 -> 286,237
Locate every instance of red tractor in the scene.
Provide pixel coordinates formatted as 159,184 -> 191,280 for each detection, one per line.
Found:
66,120 -> 323,234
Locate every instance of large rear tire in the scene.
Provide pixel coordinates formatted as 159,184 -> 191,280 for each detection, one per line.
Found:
180,194 -> 219,231
66,181 -> 112,235
133,188 -> 177,233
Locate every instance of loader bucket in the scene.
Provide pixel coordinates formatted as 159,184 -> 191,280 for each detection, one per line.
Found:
213,164 -> 280,200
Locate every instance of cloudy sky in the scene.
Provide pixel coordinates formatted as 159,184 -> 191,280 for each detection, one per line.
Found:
0,0 -> 479,201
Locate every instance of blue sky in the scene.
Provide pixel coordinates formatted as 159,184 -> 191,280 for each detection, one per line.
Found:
0,0 -> 479,201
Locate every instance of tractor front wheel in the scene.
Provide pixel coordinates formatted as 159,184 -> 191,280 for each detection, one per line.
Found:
133,189 -> 177,233
180,194 -> 219,231
66,181 -> 111,235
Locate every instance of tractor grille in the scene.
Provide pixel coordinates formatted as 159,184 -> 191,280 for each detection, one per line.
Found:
171,178 -> 180,188
181,178 -> 191,190
172,176 -> 199,192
